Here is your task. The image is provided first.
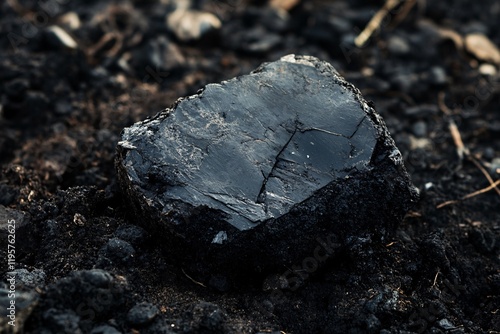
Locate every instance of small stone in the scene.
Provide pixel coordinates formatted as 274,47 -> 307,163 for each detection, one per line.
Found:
166,9 -> 221,42
55,99 -> 73,115
412,121 -> 427,138
45,26 -> 78,50
58,12 -> 81,30
132,35 -> 185,74
99,238 -> 136,264
464,33 -> 500,65
114,225 -> 147,246
479,63 -> 497,76
127,302 -> 159,326
79,269 -> 114,287
490,157 -> 500,175
116,55 -> 418,279
428,66 -> 447,85
189,302 -> 225,331
409,136 -> 432,150
437,318 -> 455,330
73,213 -> 86,226
387,35 -> 410,55
483,147 -> 495,160
90,325 -> 122,334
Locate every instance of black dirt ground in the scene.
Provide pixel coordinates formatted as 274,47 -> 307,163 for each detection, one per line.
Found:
0,1 -> 499,333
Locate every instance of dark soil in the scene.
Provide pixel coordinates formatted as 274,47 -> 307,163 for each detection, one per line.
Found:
0,0 -> 499,333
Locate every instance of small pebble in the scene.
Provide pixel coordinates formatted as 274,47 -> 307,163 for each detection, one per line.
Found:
80,269 -> 114,287
55,99 -> 73,115
437,318 -> 455,330
100,238 -> 136,264
114,225 -> 147,246
58,12 -> 81,30
490,157 -> 500,175
429,66 -> 447,85
166,9 -> 221,42
46,26 -> 78,50
127,302 -> 159,326
479,63 -> 497,76
483,147 -> 495,160
465,33 -> 500,65
90,325 -> 122,334
387,35 -> 410,55
411,121 -> 427,138
191,302 -> 225,331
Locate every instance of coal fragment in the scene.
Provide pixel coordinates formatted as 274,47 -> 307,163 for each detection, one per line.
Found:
98,238 -> 136,265
116,55 -> 418,280
113,224 -> 147,246
127,302 -> 159,326
188,302 -> 226,332
42,309 -> 81,334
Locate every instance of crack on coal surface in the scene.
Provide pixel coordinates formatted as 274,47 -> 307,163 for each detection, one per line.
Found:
299,127 -> 346,137
254,115 -> 367,208
348,116 -> 367,139
256,126 -> 298,207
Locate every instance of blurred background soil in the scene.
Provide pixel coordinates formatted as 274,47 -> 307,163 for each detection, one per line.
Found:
0,0 -> 499,333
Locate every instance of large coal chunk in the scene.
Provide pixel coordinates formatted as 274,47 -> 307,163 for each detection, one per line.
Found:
116,55 -> 418,280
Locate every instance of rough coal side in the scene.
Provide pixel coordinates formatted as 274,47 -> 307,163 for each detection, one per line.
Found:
116,54 -> 418,282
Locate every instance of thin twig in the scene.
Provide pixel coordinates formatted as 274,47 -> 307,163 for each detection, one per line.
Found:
436,92 -> 500,206
181,268 -> 206,288
355,0 -> 402,48
461,179 -> 500,200
431,270 -> 440,289
469,155 -> 500,196
437,180 -> 500,208
449,120 -> 468,161
436,200 -> 458,209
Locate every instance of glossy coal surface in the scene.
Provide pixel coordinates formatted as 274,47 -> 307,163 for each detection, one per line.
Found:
119,55 -> 376,231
